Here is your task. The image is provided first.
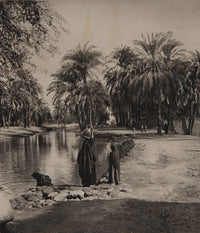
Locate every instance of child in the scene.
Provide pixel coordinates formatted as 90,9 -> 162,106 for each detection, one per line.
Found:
108,143 -> 120,185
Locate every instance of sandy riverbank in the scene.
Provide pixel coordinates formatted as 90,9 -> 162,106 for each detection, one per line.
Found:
4,132 -> 200,233
0,124 -> 80,141
0,127 -> 43,141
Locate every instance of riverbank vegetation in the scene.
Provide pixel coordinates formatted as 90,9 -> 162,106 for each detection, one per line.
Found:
0,1 -> 66,128
0,2 -> 199,136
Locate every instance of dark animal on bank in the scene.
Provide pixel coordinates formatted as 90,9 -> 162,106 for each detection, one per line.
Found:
32,172 -> 53,186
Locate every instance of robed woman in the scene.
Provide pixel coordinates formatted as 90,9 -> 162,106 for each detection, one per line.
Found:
77,126 -> 96,187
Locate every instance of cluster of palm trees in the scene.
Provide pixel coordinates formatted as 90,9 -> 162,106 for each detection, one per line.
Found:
49,32 -> 200,134
105,32 -> 200,134
48,43 -> 111,130
0,70 -> 51,128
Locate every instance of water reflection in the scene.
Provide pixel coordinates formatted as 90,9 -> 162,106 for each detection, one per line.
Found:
0,129 -> 111,196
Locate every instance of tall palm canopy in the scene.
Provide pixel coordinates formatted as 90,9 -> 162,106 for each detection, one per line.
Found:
131,32 -> 182,133
61,42 -> 103,84
48,43 -> 109,129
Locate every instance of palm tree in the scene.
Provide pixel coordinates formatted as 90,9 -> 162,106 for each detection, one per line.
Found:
162,39 -> 188,133
104,46 -> 138,127
185,50 -> 200,134
61,42 -> 103,84
47,76 -> 70,105
132,32 -> 175,134
32,99 -> 51,126
10,70 -> 43,128
75,80 -> 110,127
48,43 -> 105,129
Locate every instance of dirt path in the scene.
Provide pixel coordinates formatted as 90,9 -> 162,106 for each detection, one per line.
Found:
120,134 -> 200,202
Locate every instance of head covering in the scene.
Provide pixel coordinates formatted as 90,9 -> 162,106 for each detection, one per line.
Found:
82,127 -> 93,139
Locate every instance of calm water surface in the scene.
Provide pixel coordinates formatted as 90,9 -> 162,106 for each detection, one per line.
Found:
0,129 -> 111,197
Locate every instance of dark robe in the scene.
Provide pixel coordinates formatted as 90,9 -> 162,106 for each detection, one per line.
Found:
77,139 -> 96,187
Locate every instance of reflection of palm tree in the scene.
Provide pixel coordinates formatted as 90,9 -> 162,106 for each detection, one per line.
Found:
132,32 -> 174,134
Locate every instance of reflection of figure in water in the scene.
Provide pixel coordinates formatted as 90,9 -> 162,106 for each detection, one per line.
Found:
108,143 -> 120,185
77,126 -> 96,187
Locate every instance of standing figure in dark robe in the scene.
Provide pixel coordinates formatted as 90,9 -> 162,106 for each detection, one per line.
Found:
77,126 -> 96,187
108,143 -> 120,185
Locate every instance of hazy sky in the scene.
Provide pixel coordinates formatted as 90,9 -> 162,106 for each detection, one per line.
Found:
34,0 -> 200,108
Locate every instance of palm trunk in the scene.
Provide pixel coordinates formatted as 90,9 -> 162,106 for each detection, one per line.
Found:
8,111 -> 11,128
169,119 -> 177,134
119,103 -> 122,126
189,103 -> 197,135
75,105 -> 83,130
63,108 -> 66,127
181,115 -> 188,134
167,105 -> 170,130
157,102 -> 162,134
129,102 -> 133,128
24,109 -> 27,128
2,113 -> 5,128
89,98 -> 92,126
187,101 -> 193,134
27,104 -> 30,128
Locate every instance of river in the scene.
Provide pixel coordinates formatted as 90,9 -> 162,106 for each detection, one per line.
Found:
0,129 -> 111,197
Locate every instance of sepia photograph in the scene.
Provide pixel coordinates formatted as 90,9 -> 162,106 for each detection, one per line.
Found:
1,0 -> 200,232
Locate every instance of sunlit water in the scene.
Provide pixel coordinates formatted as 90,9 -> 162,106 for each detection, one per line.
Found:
0,129 -> 111,197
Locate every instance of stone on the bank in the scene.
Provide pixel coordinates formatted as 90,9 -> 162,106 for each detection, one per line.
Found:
83,190 -> 96,198
107,190 -> 112,195
39,200 -> 46,206
68,190 -> 84,199
10,197 -> 27,210
22,191 -> 43,202
82,196 -> 98,201
120,188 -> 128,192
47,191 -> 59,200
0,191 -> 14,223
54,190 -> 69,202
44,199 -> 55,206
40,186 -> 55,199
32,201 -> 41,208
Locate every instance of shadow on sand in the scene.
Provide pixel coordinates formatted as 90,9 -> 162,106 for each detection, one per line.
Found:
7,198 -> 200,233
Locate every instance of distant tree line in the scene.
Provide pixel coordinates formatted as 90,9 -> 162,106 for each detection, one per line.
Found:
49,32 -> 200,135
